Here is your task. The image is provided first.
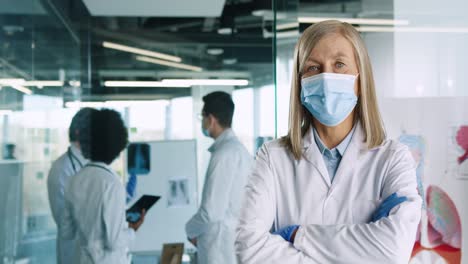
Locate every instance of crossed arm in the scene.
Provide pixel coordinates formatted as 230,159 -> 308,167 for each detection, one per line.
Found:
235,146 -> 422,264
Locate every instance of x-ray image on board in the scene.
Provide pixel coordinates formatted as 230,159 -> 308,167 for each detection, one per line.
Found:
128,143 -> 150,175
167,179 -> 190,207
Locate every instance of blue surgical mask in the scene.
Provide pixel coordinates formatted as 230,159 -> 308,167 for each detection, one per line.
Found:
301,72 -> 358,127
202,127 -> 210,137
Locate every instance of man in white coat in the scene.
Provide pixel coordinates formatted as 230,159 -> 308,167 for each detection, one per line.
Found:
47,108 -> 97,264
186,91 -> 252,264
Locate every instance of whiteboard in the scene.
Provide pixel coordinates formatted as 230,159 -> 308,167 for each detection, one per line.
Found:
129,140 -> 198,252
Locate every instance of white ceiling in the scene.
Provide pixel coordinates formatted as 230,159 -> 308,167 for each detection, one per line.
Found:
0,0 -> 46,14
82,0 -> 226,17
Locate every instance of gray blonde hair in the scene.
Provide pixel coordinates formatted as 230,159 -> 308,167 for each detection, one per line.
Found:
281,20 -> 386,160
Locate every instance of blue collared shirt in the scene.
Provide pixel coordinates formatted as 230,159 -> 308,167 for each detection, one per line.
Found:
313,126 -> 355,182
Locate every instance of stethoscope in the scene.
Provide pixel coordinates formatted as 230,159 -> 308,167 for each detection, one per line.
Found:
67,147 -> 84,174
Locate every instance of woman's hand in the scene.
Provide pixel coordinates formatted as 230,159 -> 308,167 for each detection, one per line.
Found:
371,193 -> 407,222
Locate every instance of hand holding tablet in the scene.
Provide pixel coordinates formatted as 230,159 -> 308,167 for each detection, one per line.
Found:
126,195 -> 161,224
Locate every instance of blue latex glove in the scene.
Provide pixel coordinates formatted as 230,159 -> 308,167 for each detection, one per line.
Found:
272,225 -> 299,242
126,173 -> 137,203
126,212 -> 141,223
371,192 -> 407,222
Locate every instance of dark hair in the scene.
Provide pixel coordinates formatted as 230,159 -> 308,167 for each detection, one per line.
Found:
69,108 -> 97,142
202,91 -> 234,128
81,109 -> 128,164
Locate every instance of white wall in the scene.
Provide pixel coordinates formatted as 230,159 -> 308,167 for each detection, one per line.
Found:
364,25 -> 468,260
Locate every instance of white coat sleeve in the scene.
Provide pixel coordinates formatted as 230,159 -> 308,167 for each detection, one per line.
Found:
185,150 -> 236,239
235,145 -> 318,264
60,191 -> 76,241
293,145 -> 422,264
47,163 -> 61,224
102,180 -> 135,251
47,159 -> 73,225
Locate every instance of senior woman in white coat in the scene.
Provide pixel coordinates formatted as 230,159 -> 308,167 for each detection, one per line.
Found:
235,20 -> 422,263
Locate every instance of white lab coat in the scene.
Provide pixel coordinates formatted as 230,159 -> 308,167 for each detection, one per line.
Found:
62,162 -> 135,264
47,145 -> 87,264
236,123 -> 422,264
186,129 -> 252,264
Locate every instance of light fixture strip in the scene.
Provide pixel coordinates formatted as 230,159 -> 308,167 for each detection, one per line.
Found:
298,17 -> 409,26
103,81 -> 189,88
65,101 -> 105,108
276,30 -> 300,39
66,100 -> 170,108
103,79 -> 249,87
136,56 -> 203,72
0,79 -> 64,88
162,79 -> 249,86
10,85 -> 33,95
103,41 -> 182,62
276,22 -> 299,30
23,81 -> 64,87
357,26 -> 468,33
0,78 -> 25,85
104,100 -> 169,107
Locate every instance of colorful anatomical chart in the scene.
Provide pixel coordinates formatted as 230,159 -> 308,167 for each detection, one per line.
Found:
456,126 -> 468,165
411,185 -> 462,263
399,134 -> 426,208
399,135 -> 462,263
454,126 -> 468,177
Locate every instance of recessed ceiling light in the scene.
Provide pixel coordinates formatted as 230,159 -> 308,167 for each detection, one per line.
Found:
207,48 -> 224,55
217,28 -> 233,35
69,80 -> 81,87
447,79 -> 454,87
223,58 -> 237,65
252,10 -> 268,17
3,25 -> 24,35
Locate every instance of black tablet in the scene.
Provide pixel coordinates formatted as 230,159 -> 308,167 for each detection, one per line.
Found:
126,195 -> 161,223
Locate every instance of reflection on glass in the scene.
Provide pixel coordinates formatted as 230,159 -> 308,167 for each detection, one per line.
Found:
1,0 -> 275,262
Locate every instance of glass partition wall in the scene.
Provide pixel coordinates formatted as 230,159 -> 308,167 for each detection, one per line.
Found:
1,1 -> 82,262
0,0 -> 275,262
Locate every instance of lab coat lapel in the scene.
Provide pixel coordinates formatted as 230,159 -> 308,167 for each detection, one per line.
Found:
331,123 -> 366,190
302,128 -> 332,188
